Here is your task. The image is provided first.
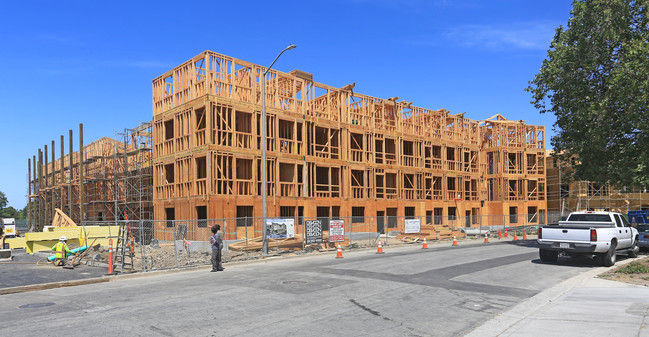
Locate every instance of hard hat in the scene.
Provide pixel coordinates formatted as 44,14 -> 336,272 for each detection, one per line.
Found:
60,236 -> 67,241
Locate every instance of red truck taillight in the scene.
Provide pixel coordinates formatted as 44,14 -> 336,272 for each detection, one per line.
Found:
590,229 -> 597,242
538,227 -> 542,239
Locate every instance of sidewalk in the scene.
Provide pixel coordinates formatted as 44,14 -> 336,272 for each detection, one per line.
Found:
465,257 -> 649,337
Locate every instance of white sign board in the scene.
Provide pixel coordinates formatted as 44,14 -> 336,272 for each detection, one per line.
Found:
266,218 -> 295,239
329,220 -> 345,242
404,219 -> 421,234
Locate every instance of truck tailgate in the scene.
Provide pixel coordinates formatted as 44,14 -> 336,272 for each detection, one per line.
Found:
541,226 -> 592,242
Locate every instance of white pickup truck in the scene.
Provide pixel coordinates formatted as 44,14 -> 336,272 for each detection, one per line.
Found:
538,211 -> 639,266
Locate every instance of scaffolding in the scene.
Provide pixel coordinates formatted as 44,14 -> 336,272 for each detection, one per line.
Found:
27,123 -> 153,230
546,153 -> 649,220
113,122 -> 153,221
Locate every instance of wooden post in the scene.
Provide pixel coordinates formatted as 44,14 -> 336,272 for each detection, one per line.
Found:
79,123 -> 84,224
69,129 -> 73,218
51,140 -> 56,222
44,144 -> 49,225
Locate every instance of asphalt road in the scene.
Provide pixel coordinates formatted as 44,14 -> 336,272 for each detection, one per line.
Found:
0,240 -> 597,336
0,249 -> 107,289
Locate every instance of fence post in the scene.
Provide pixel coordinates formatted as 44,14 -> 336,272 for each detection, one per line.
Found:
348,216 -> 353,247
368,216 -> 371,247
173,220 -> 179,268
139,220 -> 146,272
244,217 -> 248,258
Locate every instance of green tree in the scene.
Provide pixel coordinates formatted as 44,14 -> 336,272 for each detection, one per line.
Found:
527,0 -> 649,187
0,206 -> 19,219
0,191 -> 7,210
16,204 -> 30,220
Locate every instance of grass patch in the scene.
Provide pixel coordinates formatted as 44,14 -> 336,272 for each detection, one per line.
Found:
615,261 -> 649,274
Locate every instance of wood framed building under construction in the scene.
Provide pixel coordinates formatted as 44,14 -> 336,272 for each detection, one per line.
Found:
151,50 -> 548,239
27,123 -> 153,230
545,152 -> 649,219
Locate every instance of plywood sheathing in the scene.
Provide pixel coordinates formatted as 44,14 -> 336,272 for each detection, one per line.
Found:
150,50 -> 547,238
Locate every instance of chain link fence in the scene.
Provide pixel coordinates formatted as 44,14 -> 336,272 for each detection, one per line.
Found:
77,213 -> 546,273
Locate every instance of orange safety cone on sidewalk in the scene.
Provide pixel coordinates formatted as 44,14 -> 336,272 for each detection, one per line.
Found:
377,239 -> 384,254
484,233 -> 489,243
505,229 -> 508,238
452,235 -> 458,246
513,231 -> 518,240
523,230 -> 528,240
422,237 -> 428,249
336,244 -> 343,259
498,229 -> 502,239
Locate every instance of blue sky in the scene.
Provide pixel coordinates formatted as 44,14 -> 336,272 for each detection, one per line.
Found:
0,0 -> 573,209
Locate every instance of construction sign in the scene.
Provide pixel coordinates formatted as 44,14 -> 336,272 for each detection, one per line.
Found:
329,220 -> 345,242
266,218 -> 295,239
305,220 -> 323,244
404,219 -> 421,234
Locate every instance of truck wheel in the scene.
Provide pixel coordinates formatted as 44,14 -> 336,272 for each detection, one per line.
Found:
628,238 -> 639,258
602,242 -> 617,267
539,249 -> 558,263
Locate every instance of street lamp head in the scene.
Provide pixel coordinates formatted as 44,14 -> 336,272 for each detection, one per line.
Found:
287,44 -> 297,50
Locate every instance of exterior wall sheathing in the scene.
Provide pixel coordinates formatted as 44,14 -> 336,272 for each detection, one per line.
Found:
150,51 -> 547,239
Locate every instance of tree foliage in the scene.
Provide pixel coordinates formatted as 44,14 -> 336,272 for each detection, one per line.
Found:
527,0 -> 649,188
0,191 -> 7,210
0,206 -> 19,219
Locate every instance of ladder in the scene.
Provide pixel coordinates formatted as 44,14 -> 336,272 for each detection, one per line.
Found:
113,221 -> 135,272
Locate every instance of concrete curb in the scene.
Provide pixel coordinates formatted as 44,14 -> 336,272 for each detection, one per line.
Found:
463,255 -> 644,336
0,277 -> 110,295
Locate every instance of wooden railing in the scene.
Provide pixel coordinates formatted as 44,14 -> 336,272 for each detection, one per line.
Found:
195,130 -> 206,147
237,180 -> 252,195
196,178 -> 207,195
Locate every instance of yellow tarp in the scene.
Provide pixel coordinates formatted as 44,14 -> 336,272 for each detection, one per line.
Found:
20,226 -> 120,253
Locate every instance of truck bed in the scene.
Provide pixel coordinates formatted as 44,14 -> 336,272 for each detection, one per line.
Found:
556,221 -> 615,228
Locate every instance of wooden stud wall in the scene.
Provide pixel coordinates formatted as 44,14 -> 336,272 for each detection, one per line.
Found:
151,51 -> 548,237
29,124 -> 153,227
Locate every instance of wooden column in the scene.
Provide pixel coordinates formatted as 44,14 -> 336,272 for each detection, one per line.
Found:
60,135 -> 64,212
79,123 -> 84,224
68,129 -> 73,217
51,140 -> 56,221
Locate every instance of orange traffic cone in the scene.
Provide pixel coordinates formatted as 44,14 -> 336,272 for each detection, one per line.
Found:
336,244 -> 343,258
513,231 -> 518,240
422,237 -> 428,249
505,229 -> 508,238
498,229 -> 502,239
484,233 -> 489,243
377,239 -> 384,254
452,235 -> 458,246
523,230 -> 528,240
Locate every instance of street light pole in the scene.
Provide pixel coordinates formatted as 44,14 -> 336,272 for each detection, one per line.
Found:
262,44 -> 296,254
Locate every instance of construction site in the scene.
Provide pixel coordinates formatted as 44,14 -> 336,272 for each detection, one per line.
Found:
152,50 -> 548,241
18,50 -> 550,261
26,123 -> 153,229
546,153 -> 649,220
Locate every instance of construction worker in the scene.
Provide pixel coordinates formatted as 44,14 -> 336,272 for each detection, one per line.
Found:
52,236 -> 73,266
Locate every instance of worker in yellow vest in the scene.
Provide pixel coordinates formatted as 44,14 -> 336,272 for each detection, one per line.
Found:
52,236 -> 73,266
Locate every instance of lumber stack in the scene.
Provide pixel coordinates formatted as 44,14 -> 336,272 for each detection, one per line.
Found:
396,224 -> 466,242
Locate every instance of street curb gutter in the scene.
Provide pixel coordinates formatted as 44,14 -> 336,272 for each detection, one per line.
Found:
0,277 -> 110,295
463,255 -> 643,337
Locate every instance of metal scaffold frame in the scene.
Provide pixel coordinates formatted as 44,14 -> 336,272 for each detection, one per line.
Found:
545,154 -> 649,221
27,123 -> 153,230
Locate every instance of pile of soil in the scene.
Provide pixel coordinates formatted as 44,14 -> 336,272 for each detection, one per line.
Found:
598,256 -> 649,287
